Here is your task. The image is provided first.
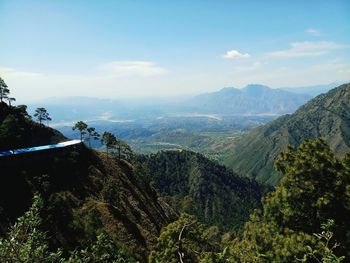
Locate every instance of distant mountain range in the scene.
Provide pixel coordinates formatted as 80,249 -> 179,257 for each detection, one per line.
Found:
281,83 -> 339,97
186,84 -> 311,115
28,84 -> 325,123
225,83 -> 350,185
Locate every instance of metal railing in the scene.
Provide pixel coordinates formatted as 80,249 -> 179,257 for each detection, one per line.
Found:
0,140 -> 82,157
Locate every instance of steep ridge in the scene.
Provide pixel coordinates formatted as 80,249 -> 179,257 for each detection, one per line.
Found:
226,83 -> 350,185
138,150 -> 265,230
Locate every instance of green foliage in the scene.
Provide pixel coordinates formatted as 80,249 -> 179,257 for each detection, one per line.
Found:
228,209 -> 316,262
0,195 -> 139,263
67,232 -> 139,263
299,219 -> 345,263
149,214 -> 225,263
272,139 -> 349,233
228,139 -> 350,262
0,194 -> 63,263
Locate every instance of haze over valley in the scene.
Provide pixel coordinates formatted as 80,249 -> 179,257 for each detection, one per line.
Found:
25,83 -> 334,163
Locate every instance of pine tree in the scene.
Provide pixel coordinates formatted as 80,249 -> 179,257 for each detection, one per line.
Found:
101,132 -> 117,157
0,77 -> 10,103
228,139 -> 350,262
73,121 -> 88,142
34,108 -> 52,125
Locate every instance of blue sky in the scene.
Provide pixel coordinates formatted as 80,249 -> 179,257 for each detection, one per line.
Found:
0,0 -> 350,101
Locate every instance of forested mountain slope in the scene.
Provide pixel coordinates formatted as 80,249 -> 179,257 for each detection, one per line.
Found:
0,104 -> 177,261
138,150 -> 265,230
226,83 -> 350,185
0,146 -> 177,261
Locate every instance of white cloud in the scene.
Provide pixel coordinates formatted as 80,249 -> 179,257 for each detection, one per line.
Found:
306,28 -> 321,36
267,41 -> 349,58
229,59 -> 350,87
0,67 -> 43,78
223,50 -> 250,59
99,61 -> 167,77
0,62 -> 169,102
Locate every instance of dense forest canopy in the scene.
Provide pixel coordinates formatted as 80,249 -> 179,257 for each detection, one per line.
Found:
137,150 -> 265,230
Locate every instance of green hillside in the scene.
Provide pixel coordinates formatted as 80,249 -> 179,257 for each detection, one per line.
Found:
138,150 -> 265,230
225,83 -> 350,185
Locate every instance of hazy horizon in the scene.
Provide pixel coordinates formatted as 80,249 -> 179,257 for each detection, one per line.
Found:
21,81 -> 343,104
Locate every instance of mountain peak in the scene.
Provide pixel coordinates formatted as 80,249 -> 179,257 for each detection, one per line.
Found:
243,84 -> 271,95
191,84 -> 310,114
218,87 -> 239,94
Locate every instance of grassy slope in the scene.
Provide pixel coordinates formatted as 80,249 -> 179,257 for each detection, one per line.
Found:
225,83 -> 350,185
